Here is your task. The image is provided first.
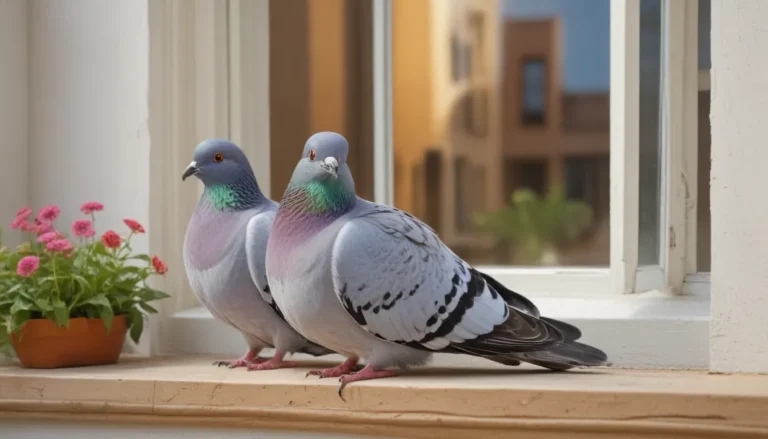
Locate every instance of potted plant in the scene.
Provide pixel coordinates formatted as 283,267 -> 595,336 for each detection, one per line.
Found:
0,202 -> 170,368
473,186 -> 594,265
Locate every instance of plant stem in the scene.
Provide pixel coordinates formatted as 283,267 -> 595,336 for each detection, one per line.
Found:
51,255 -> 62,300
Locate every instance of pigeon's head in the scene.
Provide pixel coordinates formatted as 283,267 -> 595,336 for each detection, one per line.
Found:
290,132 -> 350,186
182,139 -> 255,186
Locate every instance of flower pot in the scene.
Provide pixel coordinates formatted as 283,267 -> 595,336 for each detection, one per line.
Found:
10,315 -> 127,369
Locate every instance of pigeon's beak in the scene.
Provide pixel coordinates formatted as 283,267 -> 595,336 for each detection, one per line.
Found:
181,161 -> 199,181
321,157 -> 339,179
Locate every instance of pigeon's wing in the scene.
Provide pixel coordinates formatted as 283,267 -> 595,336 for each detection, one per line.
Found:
331,204 -> 564,354
245,209 -> 283,317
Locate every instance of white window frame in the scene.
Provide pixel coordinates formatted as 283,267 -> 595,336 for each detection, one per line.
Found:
153,0 -> 711,368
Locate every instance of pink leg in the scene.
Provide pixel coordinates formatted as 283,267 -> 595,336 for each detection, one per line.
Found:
337,364 -> 399,401
246,349 -> 299,371
213,349 -> 266,368
305,357 -> 360,378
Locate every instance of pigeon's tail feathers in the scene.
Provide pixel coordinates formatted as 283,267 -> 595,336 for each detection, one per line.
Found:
488,341 -> 610,371
300,341 -> 335,357
539,316 -> 582,343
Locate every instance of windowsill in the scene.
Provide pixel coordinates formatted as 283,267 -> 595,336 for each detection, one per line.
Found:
170,292 -> 710,369
1,355 -> 767,438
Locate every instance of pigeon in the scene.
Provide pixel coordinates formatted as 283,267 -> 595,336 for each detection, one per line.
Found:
266,132 -> 609,396
182,139 -> 334,370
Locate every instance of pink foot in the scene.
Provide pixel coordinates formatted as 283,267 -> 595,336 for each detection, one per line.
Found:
213,349 -> 264,368
306,357 -> 360,378
246,350 -> 298,371
337,364 -> 399,401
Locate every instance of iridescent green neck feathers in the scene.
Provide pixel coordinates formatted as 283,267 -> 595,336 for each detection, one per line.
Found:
203,176 -> 265,211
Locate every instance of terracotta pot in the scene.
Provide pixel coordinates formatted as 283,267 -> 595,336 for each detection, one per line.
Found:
10,315 -> 127,369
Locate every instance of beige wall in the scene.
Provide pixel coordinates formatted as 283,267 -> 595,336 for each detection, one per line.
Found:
270,0 -> 374,201
392,0 -> 435,215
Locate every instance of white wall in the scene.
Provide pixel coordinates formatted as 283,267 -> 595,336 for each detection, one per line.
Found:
27,0 -> 150,254
0,0 -> 29,247
710,0 -> 768,373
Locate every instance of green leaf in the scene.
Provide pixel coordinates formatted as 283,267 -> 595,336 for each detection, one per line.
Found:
82,294 -> 114,332
33,297 -> 52,312
128,254 -> 152,263
139,287 -> 171,302
129,308 -> 144,343
137,301 -> 158,314
70,274 -> 92,293
10,298 -> 33,315
11,309 -> 30,332
51,298 -> 69,327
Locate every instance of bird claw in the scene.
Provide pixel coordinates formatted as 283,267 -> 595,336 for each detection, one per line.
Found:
305,359 -> 361,379
334,366 -> 399,402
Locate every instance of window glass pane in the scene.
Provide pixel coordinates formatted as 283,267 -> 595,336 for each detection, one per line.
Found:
393,0 -> 610,267
697,0 -> 711,272
638,0 -> 663,266
268,0 -> 374,201
522,59 -> 547,125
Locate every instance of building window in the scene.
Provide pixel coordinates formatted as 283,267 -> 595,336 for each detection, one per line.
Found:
521,58 -> 547,125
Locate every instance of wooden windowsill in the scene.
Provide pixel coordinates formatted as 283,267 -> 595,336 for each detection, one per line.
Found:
1,355 -> 768,438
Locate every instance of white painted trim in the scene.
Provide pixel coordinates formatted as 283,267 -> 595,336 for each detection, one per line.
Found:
228,0 -> 271,197
610,0 -> 640,294
478,267 -> 611,296
635,266 -> 665,293
659,0 -> 689,294
684,1 -> 702,275
169,292 -> 710,369
373,0 -> 394,206
683,272 -> 710,297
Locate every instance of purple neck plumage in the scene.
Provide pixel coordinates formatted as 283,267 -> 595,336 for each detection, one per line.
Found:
271,180 -> 356,245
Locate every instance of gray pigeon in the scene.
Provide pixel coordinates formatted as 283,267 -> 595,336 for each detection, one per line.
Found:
266,132 -> 609,395
182,139 -> 333,370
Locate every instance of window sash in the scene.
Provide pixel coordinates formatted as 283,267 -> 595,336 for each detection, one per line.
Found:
154,0 -> 711,368
369,0 -> 710,297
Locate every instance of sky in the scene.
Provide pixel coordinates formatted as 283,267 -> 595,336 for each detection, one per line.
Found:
504,0 -> 611,93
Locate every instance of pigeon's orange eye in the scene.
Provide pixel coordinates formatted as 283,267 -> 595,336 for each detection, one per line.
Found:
213,153 -> 224,163
308,149 -> 316,161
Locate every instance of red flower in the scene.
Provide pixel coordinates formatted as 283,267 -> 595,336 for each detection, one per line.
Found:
123,218 -> 145,234
152,256 -> 168,275
101,230 -> 121,249
80,202 -> 104,215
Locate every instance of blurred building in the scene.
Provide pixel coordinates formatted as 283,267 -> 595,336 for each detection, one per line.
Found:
501,18 -> 610,265
392,0 -> 503,262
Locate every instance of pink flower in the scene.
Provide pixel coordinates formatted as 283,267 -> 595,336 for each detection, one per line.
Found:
34,218 -> 54,235
46,238 -> 73,253
10,217 -> 28,230
17,256 -> 40,277
101,230 -> 121,249
37,231 -> 60,243
80,202 -> 104,215
19,222 -> 37,232
15,207 -> 32,220
123,218 -> 145,234
37,205 -> 61,222
71,219 -> 95,238
152,255 -> 168,275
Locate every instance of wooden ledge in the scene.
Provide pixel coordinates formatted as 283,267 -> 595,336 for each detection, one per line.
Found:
1,356 -> 768,438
